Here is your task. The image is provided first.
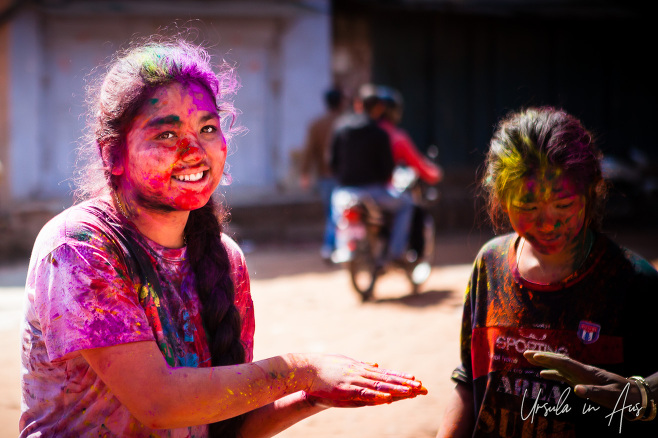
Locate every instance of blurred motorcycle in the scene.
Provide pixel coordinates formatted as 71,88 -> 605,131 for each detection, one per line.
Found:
331,165 -> 439,301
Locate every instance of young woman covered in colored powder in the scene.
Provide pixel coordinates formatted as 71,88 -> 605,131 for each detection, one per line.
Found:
19,36 -> 427,437
435,107 -> 658,437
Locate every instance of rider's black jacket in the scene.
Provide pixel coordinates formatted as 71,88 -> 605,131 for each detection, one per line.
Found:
330,113 -> 394,187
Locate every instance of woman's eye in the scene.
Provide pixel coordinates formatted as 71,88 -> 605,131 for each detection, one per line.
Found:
514,205 -> 536,212
156,131 -> 176,140
201,125 -> 217,134
556,202 -> 574,209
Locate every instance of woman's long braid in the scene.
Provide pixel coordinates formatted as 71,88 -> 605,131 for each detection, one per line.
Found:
185,197 -> 245,438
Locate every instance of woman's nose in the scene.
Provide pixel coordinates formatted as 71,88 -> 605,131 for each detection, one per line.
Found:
177,137 -> 204,162
535,208 -> 557,231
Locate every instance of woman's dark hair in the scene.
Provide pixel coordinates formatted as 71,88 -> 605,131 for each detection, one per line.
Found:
76,36 -> 245,437
184,197 -> 245,437
481,106 -> 607,232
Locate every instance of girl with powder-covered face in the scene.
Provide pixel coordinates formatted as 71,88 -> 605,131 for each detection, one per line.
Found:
19,37 -> 426,438
436,107 -> 658,437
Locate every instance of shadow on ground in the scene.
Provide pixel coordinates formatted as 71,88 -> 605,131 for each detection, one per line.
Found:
372,289 -> 455,307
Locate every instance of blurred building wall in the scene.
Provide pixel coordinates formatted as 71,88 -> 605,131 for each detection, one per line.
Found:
0,0 -> 9,209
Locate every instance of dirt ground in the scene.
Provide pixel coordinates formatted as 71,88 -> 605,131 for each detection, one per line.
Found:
2,227 -> 657,437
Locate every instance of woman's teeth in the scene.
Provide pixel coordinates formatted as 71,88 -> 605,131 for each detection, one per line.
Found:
174,171 -> 204,182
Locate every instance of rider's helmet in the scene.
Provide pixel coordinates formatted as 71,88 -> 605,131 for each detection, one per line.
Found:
378,86 -> 404,124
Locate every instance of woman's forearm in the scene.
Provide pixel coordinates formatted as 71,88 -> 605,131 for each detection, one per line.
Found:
239,391 -> 328,438
82,342 -> 311,429
163,355 -> 312,428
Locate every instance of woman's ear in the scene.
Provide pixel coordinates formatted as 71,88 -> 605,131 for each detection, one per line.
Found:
101,142 -> 124,176
111,163 -> 124,176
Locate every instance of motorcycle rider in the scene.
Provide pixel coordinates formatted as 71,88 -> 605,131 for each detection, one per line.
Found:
377,87 -> 443,186
377,87 -> 443,264
330,84 -> 415,266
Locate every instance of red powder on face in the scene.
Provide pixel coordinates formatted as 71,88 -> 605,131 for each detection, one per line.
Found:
176,138 -> 190,153
176,138 -> 202,161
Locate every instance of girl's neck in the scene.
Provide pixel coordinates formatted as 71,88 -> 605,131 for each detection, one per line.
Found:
113,191 -> 189,248
517,229 -> 593,285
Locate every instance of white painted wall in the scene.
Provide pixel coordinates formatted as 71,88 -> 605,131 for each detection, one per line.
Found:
279,2 -> 332,185
6,1 -> 331,205
8,11 -> 43,200
216,19 -> 279,189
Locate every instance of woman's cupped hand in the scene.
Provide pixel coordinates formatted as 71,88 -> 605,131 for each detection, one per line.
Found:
292,353 -> 427,408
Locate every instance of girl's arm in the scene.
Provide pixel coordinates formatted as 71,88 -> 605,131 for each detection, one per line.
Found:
81,340 -> 423,430
436,383 -> 474,438
238,391 -> 326,438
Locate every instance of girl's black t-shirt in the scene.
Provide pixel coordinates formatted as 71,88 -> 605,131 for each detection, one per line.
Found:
453,232 -> 658,437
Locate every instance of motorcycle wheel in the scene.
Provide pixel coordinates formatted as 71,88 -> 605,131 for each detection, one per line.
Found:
349,242 -> 378,302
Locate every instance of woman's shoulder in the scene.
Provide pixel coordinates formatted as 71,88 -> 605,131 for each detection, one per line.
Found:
31,198 -> 116,257
26,198 -> 131,292
599,232 -> 658,277
586,232 -> 658,292
477,233 -> 516,260
220,233 -> 251,294
221,233 -> 246,266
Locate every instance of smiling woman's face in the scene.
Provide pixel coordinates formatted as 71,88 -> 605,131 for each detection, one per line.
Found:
113,80 -> 226,213
504,169 -> 587,256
